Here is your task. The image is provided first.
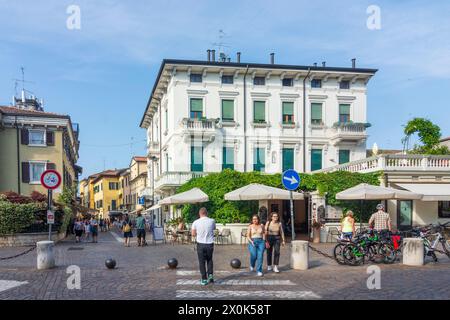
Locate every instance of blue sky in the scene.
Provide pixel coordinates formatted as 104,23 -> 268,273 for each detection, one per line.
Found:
1,0 -> 449,178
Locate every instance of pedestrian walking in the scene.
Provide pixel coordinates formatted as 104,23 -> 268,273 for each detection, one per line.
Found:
191,207 -> 216,286
84,219 -> 91,242
90,216 -> 99,243
136,212 -> 147,246
73,218 -> 85,243
265,212 -> 285,273
247,214 -> 266,277
122,214 -> 133,247
369,203 -> 391,233
340,211 -> 355,240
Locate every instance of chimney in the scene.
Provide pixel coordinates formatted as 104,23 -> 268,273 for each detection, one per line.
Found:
227,57 -> 231,62
351,58 -> 356,68
322,61 -> 326,67
207,49 -> 211,62
211,50 -> 216,62
237,52 -> 241,63
313,62 -> 317,67
270,53 -> 275,64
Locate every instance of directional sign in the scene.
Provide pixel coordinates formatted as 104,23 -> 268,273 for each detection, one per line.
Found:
282,169 -> 300,191
138,197 -> 145,205
41,170 -> 61,190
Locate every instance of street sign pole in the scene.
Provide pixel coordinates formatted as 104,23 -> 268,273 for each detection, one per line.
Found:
48,189 -> 52,241
289,190 -> 295,241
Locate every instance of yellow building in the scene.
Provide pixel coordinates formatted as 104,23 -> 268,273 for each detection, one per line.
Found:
91,170 -> 125,218
0,98 -> 81,197
129,156 -> 148,213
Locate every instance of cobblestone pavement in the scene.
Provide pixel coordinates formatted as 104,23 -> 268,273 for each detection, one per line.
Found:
0,231 -> 449,300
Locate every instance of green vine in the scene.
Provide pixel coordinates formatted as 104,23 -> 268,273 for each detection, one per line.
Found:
403,118 -> 450,155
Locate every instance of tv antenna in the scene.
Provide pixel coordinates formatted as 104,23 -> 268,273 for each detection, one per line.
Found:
211,30 -> 231,61
12,67 -> 35,96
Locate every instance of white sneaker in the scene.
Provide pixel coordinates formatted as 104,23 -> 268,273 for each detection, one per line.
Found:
267,266 -> 272,271
249,266 -> 254,272
273,265 -> 280,273
257,272 -> 263,277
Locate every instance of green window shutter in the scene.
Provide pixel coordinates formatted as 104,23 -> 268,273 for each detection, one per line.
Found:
339,104 -> 350,115
282,102 -> 294,115
282,148 -> 294,172
253,147 -> 265,171
339,150 -> 350,164
222,100 -> 234,121
222,147 -> 234,170
190,98 -> 203,112
254,101 -> 265,122
311,103 -> 322,123
191,146 -> 203,172
311,149 -> 322,171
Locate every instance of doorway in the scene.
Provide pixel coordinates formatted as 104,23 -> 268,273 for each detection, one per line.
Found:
397,200 -> 413,230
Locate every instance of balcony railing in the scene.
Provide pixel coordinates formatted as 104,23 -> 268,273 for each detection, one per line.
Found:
330,122 -> 369,144
181,118 -> 218,142
315,154 -> 450,173
154,171 -> 207,191
147,141 -> 160,156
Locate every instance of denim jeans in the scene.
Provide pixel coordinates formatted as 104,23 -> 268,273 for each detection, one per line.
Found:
248,238 -> 265,273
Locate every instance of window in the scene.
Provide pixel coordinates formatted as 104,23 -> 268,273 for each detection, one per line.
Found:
253,147 -> 265,172
282,78 -> 293,87
222,147 -> 234,170
438,201 -> 450,218
282,148 -> 294,172
30,162 -> 46,183
221,75 -> 234,84
191,145 -> 203,172
190,73 -> 202,83
397,200 -> 413,230
29,129 -> 45,146
311,103 -> 323,125
253,76 -> 265,85
109,182 -> 119,190
311,149 -> 322,171
253,101 -> 266,123
111,200 -> 117,210
339,104 -> 351,123
339,150 -> 350,164
282,102 -> 294,124
221,100 -> 234,121
311,79 -> 322,88
340,80 -> 350,89
190,98 -> 203,119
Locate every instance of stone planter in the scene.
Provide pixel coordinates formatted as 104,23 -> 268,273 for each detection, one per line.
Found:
0,232 -> 66,247
312,228 -> 321,243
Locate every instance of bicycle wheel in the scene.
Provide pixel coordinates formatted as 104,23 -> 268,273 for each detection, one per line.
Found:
333,243 -> 346,265
342,243 -> 364,266
378,243 -> 397,264
440,240 -> 450,258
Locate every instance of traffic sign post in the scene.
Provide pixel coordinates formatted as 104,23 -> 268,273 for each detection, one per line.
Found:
41,170 -> 61,241
282,170 -> 301,242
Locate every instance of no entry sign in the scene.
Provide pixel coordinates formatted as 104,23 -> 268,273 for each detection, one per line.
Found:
40,170 -> 61,190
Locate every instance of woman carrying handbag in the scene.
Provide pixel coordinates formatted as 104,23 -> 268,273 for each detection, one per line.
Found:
265,212 -> 285,273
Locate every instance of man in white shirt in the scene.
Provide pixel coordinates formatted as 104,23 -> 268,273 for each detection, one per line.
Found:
191,207 -> 216,285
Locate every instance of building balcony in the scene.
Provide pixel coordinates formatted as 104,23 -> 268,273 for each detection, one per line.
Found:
315,154 -> 450,174
330,122 -> 369,145
181,118 -> 218,142
154,171 -> 207,193
147,141 -> 160,157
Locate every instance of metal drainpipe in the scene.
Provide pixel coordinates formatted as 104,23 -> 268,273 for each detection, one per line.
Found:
243,65 -> 249,172
151,96 -> 162,175
15,116 -> 21,194
302,68 -> 311,173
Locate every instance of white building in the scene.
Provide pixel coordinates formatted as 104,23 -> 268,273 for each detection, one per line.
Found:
140,53 -> 377,225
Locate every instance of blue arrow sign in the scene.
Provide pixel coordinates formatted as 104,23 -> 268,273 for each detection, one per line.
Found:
282,169 -> 300,191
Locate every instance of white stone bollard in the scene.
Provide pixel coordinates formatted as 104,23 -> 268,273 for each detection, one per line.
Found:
37,241 -> 55,270
290,240 -> 309,270
402,238 -> 424,266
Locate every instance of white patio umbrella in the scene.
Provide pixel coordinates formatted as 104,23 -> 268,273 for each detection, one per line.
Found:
335,183 -> 423,231
159,187 -> 209,205
224,183 -> 304,201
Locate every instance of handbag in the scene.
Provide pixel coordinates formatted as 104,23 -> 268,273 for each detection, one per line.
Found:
265,240 -> 271,249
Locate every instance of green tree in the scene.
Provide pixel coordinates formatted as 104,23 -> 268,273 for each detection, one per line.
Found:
403,118 -> 450,155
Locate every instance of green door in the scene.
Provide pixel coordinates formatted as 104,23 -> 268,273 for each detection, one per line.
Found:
339,150 -> 350,164
191,146 -> 203,172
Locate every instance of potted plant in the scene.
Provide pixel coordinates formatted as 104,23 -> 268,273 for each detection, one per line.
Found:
312,220 -> 322,243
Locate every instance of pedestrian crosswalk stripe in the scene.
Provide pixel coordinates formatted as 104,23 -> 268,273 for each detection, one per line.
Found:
176,290 -> 321,299
0,280 -> 28,293
177,270 -> 233,276
176,279 -> 296,286
110,231 -> 124,243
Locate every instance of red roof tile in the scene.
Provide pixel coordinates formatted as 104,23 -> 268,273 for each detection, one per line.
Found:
0,106 -> 69,119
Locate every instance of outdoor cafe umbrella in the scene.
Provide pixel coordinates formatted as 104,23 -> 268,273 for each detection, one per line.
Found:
159,187 -> 209,205
224,183 -> 304,200
335,183 -> 423,231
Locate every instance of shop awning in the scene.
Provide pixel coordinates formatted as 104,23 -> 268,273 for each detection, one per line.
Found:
224,183 -> 304,201
147,204 -> 161,211
397,184 -> 450,201
159,188 -> 209,205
